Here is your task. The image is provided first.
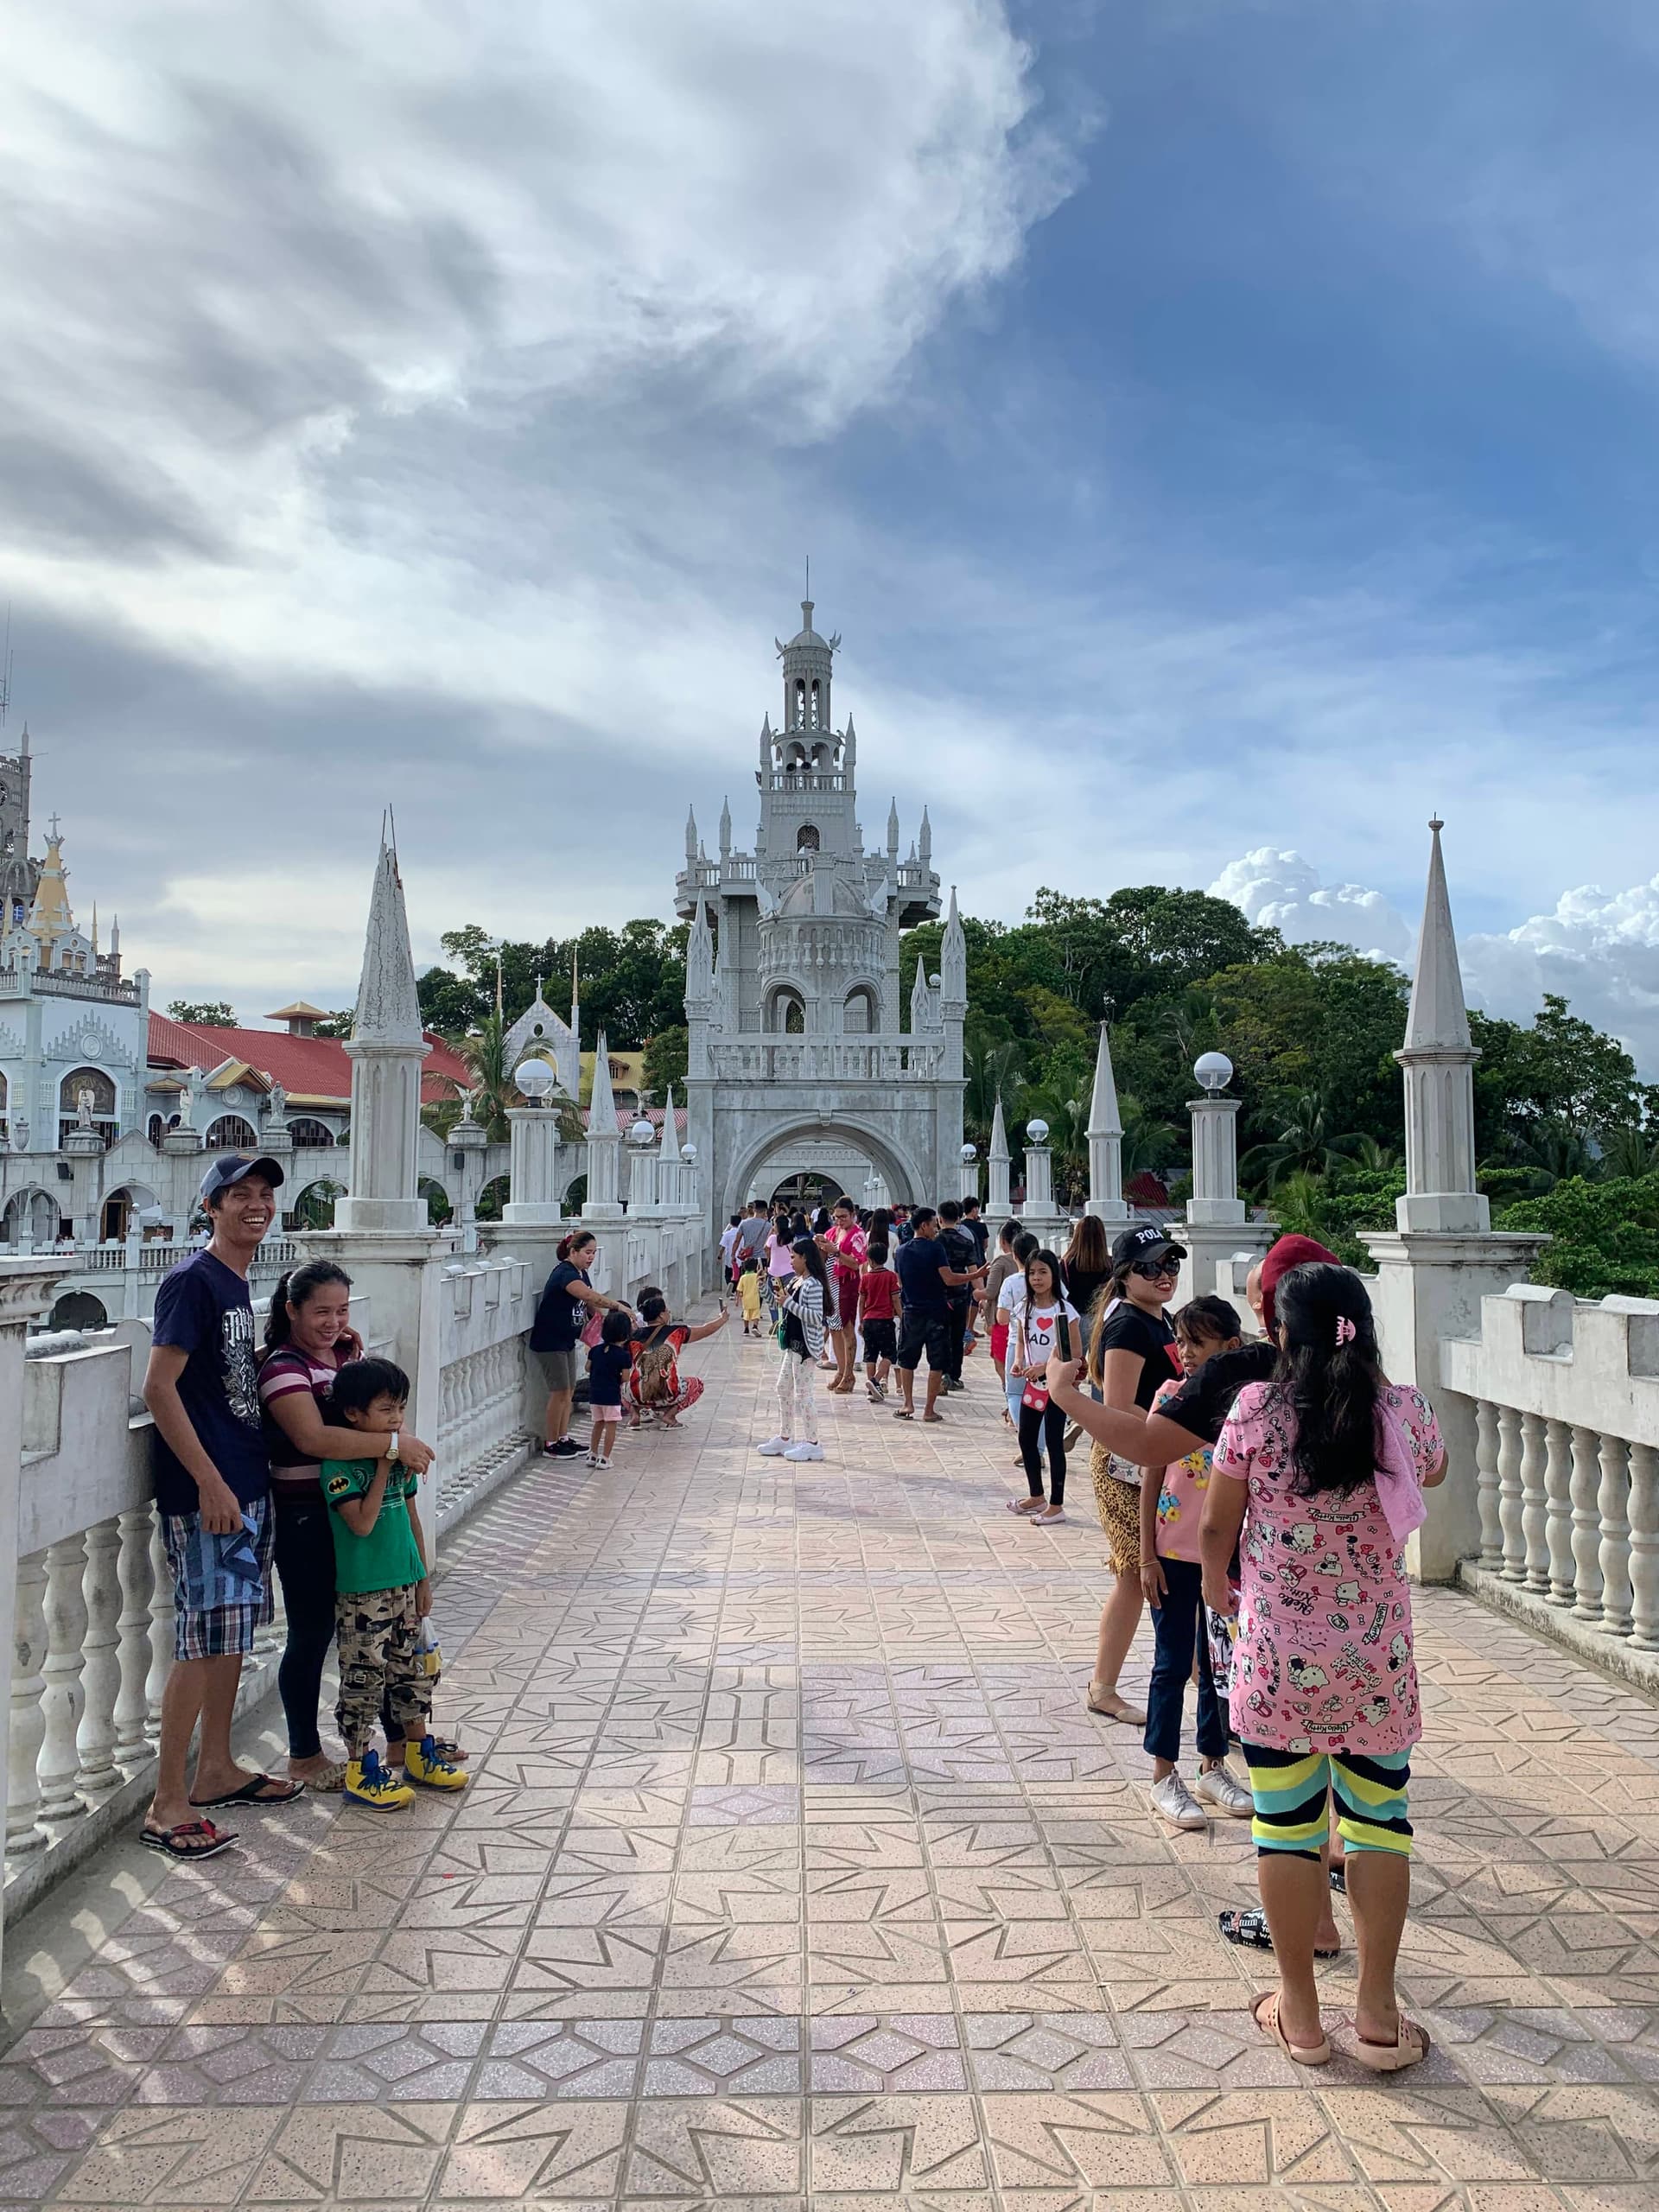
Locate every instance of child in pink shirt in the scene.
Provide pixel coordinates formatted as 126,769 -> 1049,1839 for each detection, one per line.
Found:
1139,1296 -> 1253,1830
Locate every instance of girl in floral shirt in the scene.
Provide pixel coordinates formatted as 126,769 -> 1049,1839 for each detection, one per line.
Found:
1202,1262 -> 1445,2075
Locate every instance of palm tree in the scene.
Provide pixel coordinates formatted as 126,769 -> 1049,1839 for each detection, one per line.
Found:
1600,1124 -> 1659,1180
456,1014 -> 516,1142
963,1036 -> 1027,1151
1240,1091 -> 1366,1196
1344,1134 -> 1399,1176
1121,1093 -> 1178,1180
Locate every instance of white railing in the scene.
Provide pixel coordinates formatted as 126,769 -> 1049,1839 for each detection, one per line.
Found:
434,1255 -> 536,1532
1445,1286 -> 1659,1669
709,1037 -> 944,1083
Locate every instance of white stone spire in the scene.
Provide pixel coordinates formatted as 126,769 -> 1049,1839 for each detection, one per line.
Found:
1084,1021 -> 1128,1224
988,1093 -> 1011,1213
686,896 -> 714,1002
335,826 -> 430,1234
582,1028 -> 624,1217
918,805 -> 932,868
719,796 -> 732,857
685,805 -> 698,866
940,887 -> 967,1007
909,952 -> 932,1033
887,798 -> 899,859
659,1083 -> 681,1162
352,828 -> 423,1045
1396,817 -> 1487,1233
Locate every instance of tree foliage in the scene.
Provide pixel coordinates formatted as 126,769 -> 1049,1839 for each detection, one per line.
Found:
168,1000 -> 236,1027
417,918 -> 689,1051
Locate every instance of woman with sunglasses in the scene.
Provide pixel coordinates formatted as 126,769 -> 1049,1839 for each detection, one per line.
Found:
1082,1226 -> 1186,1724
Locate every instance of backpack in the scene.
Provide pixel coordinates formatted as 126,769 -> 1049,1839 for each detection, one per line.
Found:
635,1327 -> 678,1408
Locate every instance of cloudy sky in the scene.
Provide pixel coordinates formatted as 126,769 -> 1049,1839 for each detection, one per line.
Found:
6,3 -> 1659,1061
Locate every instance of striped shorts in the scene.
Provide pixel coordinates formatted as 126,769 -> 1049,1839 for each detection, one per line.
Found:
1242,1742 -> 1413,1859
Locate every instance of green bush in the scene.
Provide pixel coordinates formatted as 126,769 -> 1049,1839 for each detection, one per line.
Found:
1496,1173 -> 1659,1300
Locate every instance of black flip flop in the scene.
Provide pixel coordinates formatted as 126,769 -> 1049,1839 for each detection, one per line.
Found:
189,1773 -> 306,1808
1218,1906 -> 1338,1961
1329,1864 -> 1347,1895
141,1818 -> 237,1861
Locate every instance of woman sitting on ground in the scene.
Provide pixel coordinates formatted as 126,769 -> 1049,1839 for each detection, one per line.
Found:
627,1291 -> 728,1425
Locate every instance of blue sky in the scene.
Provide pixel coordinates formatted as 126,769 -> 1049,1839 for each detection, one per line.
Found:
3,3 -> 1658,1058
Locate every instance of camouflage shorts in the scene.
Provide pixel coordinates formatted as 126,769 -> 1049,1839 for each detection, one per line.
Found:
334,1583 -> 431,1758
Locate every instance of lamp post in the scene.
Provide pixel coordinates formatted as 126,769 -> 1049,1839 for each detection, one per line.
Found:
502,1057 -> 562,1225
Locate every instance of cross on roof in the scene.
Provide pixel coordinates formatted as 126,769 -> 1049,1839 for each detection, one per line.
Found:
47,811 -> 61,839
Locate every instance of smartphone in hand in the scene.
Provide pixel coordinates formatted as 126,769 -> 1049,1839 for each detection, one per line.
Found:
1056,1313 -> 1072,1363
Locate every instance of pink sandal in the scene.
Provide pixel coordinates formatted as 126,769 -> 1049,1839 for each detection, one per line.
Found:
1346,2015 -> 1430,2071
1252,1989 -> 1331,2067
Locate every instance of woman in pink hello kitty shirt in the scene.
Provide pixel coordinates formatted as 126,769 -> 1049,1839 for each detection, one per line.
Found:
1202,1262 -> 1446,2075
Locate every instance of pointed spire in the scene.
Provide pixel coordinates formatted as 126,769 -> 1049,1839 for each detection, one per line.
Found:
685,804 -> 698,865
719,795 -> 732,855
588,1030 -> 616,1135
19,721 -> 29,757
887,798 -> 899,855
110,914 -> 119,957
941,887 -> 967,1004
352,830 -> 423,1044
918,805 -> 932,866
1087,1021 -> 1123,1141
687,895 -> 714,1001
910,953 -> 931,1033
91,901 -> 99,956
570,949 -> 580,1029
1403,817 -> 1472,1052
991,1097 -> 1009,1160
659,1084 -> 681,1160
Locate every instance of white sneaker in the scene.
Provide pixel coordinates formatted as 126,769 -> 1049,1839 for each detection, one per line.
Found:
757,1436 -> 791,1456
784,1441 -> 824,1461
1193,1761 -> 1254,1818
1150,1770 -> 1207,1830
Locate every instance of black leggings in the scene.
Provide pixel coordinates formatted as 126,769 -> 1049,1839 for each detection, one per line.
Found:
272,1496 -> 337,1761
1020,1401 -> 1066,1505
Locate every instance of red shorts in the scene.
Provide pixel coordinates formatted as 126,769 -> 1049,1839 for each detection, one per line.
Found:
834,1273 -> 861,1329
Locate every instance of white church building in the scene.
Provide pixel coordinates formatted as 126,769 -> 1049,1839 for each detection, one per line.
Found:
676,599 -> 968,1222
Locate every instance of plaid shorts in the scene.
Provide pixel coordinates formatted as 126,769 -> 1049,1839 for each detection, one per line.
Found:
162,1496 -> 276,1662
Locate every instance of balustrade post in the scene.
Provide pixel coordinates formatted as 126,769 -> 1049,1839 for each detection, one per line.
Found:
1628,1444 -> 1659,1654
1599,1434 -> 1633,1638
1497,1406 -> 1525,1581
1544,1418 -> 1574,1605
6,1554 -> 49,1858
146,1515 -> 174,1742
1520,1412 -> 1549,1593
1475,1399 -> 1502,1569
38,1534 -> 91,1821
1570,1426 -> 1605,1624
113,1507 -> 156,1766
76,1517 -> 124,1799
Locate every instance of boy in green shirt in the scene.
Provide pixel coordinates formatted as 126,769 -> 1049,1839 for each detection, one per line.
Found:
323,1357 -> 467,1809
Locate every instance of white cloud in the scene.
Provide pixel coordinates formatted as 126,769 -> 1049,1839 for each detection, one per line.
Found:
1210,848 -> 1659,1078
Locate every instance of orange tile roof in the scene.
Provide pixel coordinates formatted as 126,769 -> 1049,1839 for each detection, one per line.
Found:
148,1013 -> 473,1107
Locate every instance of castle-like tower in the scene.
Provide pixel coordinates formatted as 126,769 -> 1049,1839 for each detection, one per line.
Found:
675,600 -> 966,1221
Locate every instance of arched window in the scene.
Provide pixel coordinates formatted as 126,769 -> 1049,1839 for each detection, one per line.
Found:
205,1113 -> 258,1151
765,986 -> 806,1035
796,823 -> 820,853
146,1113 -> 165,1146
289,1179 -> 346,1230
842,986 -> 878,1034
59,1066 -> 118,1149
289,1117 -> 334,1147
792,677 -> 807,729
808,678 -> 821,728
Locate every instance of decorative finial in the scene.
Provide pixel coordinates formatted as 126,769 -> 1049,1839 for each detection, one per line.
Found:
1429,814 -> 1444,835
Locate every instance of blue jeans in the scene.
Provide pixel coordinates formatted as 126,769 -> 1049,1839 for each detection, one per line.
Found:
1143,1556 -> 1228,1766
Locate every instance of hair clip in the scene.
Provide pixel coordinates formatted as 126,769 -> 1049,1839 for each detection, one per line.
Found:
1335,1315 -> 1357,1346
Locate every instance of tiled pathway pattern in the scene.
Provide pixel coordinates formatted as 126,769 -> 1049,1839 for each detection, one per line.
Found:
6,1317 -> 1659,2205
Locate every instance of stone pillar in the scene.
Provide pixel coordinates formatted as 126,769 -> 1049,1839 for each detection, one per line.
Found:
503,1106 -> 562,1227
958,1146 -> 980,1205
1181,1077 -> 1274,1303
1016,1128 -> 1065,1243
987,1096 -> 1011,1217
582,1030 -> 624,1220
446,1110 -> 489,1251
0,1258 -> 66,1983
1084,1022 -> 1129,1226
1362,819 -> 1544,1582
334,835 -> 431,1237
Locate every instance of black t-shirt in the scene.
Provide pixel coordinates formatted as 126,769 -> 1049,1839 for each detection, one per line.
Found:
586,1343 -> 632,1405
150,1250 -> 270,1516
939,1224 -> 976,1308
530,1262 -> 591,1352
1162,1340 -> 1276,1446
963,1217 -> 989,1266
1094,1300 -> 1182,1408
895,1236 -> 950,1312
1061,1263 -> 1110,1327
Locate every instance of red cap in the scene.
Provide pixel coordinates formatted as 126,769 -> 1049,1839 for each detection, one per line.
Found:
1258,1234 -> 1342,1335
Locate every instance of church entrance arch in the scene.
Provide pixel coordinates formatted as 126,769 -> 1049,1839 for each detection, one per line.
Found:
721,1116 -> 927,1224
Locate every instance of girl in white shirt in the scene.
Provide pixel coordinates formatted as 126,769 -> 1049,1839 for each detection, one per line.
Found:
1003,1249 -> 1079,1525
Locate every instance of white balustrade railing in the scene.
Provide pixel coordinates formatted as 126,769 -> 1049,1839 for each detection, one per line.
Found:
434,1255 -> 536,1530
709,1037 -> 944,1083
1445,1285 -> 1659,1664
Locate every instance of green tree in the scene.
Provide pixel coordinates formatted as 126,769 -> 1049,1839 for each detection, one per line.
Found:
642,1026 -> 689,1103
168,1000 -> 236,1027
1471,995 -> 1651,1159
417,918 -> 689,1048
1239,1091 -> 1368,1195
1497,1173 -> 1659,1300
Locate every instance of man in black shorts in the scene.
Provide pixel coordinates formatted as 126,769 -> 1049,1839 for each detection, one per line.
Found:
892,1207 -> 982,1422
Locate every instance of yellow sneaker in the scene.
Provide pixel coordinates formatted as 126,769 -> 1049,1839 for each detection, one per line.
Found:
404,1734 -> 468,1791
344,1751 -> 414,1809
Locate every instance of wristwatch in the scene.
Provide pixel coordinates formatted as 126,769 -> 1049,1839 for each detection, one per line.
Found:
386,1432 -> 401,1465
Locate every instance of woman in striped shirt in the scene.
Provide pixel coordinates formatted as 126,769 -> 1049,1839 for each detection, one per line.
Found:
758,1236 -> 830,1464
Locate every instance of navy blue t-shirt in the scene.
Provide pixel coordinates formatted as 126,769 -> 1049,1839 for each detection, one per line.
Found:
586,1343 -> 631,1408
895,1236 -> 950,1312
150,1250 -> 270,1516
530,1262 -> 590,1353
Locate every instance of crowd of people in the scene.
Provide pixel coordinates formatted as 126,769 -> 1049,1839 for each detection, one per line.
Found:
140,1149 -> 1437,2072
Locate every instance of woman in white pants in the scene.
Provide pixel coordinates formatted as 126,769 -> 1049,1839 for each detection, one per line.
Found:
759,1237 -> 830,1463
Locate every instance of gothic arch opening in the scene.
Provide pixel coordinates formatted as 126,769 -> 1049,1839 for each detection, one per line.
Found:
721,1116 -> 925,1221
796,823 -> 820,853
765,985 -> 805,1035
842,985 -> 878,1034
59,1065 -> 118,1148
206,1113 -> 258,1151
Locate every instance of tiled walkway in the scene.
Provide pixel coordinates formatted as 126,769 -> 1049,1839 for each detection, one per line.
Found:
6,1317 -> 1659,2205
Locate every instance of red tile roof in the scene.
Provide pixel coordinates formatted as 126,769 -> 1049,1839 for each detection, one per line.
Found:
148,1013 -> 473,1107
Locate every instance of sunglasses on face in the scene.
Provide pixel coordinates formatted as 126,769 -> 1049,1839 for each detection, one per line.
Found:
1130,1257 -> 1179,1280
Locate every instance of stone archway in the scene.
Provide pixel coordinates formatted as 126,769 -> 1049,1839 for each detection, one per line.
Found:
720,1114 -> 928,1224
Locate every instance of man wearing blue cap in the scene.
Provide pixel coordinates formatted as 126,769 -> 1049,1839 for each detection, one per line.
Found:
141,1154 -> 302,1859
